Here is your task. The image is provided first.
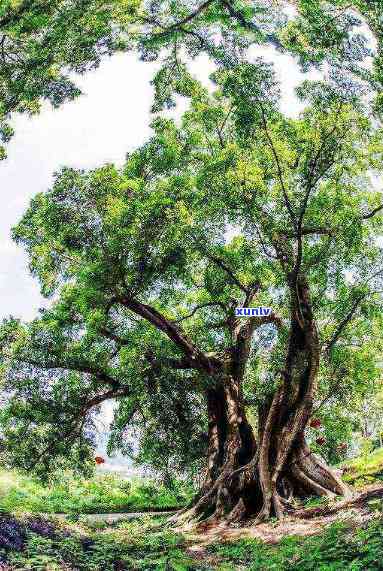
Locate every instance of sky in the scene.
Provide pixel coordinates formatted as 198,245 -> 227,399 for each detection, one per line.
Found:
0,48 -> 319,464
0,53 -> 156,321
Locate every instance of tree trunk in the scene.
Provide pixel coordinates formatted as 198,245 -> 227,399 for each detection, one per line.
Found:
175,276 -> 352,527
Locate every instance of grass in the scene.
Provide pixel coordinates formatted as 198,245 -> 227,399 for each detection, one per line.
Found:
207,517 -> 383,570
2,448 -> 382,515
341,447 -> 383,488
1,450 -> 383,569
0,470 -> 192,514
2,512 -> 383,570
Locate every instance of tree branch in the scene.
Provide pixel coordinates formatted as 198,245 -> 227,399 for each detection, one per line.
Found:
28,386 -> 131,470
325,295 -> 365,355
281,227 -> 335,238
143,0 -> 214,37
174,301 -> 226,323
220,0 -> 281,46
260,105 -> 297,230
118,297 -> 218,372
99,327 -> 130,346
198,245 -> 249,294
232,311 -> 283,381
360,203 -> 383,220
144,350 -> 202,371
18,356 -> 121,390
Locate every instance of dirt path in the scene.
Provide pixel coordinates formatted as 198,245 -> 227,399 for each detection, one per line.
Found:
51,511 -> 175,523
180,484 -> 383,552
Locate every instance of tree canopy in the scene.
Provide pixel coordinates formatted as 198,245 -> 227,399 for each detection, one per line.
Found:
1,0 -> 383,158
1,1 -> 383,523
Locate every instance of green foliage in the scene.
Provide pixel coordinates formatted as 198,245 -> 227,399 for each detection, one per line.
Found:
3,513 -> 383,570
0,470 -> 192,514
0,64 -> 382,479
1,0 -> 383,157
1,449 -> 383,569
208,518 -> 383,570
7,517 -> 196,571
308,406 -> 354,465
342,447 -> 383,488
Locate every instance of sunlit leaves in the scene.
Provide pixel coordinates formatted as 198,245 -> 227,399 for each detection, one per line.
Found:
2,66 -> 383,477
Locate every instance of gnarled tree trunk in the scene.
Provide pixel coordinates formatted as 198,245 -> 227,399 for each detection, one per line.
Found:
175,276 -> 352,527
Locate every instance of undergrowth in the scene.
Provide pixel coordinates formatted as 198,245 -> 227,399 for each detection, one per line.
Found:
0,470 -> 192,514
2,513 -> 383,570
341,447 -> 383,488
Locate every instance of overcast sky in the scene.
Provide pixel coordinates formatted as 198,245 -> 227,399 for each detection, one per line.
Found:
0,54 -> 156,321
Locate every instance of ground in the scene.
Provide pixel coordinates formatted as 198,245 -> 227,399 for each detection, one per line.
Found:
1,497 -> 383,570
0,451 -> 382,570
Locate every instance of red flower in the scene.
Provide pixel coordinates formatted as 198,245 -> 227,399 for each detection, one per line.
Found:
95,456 -> 105,465
316,437 -> 326,446
310,418 -> 321,429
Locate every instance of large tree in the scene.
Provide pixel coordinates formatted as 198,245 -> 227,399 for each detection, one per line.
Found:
1,68 -> 382,523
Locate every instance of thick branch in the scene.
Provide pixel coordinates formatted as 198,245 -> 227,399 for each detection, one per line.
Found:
232,311 -> 282,380
118,297 -> 217,372
295,485 -> 383,520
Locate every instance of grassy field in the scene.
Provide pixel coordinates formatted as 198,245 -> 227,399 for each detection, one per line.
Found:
0,470 -> 192,514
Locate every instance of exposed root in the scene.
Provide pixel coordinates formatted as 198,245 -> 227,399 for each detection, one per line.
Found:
170,449 -> 356,529
291,464 -> 336,499
294,484 -> 383,519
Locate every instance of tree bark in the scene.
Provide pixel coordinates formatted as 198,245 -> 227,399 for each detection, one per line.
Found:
174,276 -> 352,527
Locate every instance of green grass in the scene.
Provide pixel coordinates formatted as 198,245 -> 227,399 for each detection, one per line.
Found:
207,517 -> 383,570
1,451 -> 383,568
0,470 -> 192,514
1,448 -> 382,516
3,512 -> 383,570
341,447 -> 383,488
